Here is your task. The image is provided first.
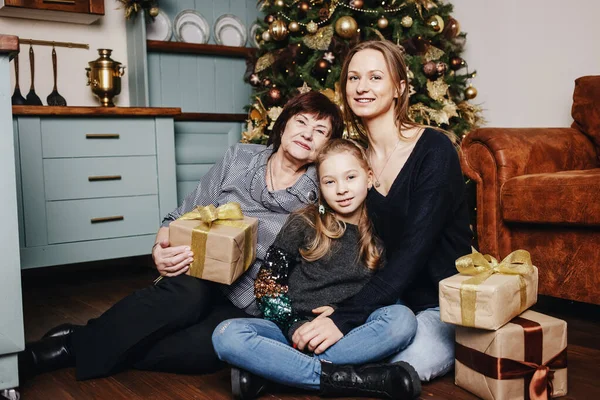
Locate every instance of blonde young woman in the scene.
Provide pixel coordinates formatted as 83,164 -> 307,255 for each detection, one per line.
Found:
213,139 -> 421,400
296,40 -> 472,382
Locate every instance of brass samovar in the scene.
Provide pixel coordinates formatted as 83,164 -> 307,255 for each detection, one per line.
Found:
86,49 -> 125,107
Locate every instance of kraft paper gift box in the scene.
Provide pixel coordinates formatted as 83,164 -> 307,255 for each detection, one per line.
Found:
455,310 -> 568,400
439,250 -> 538,330
168,203 -> 258,285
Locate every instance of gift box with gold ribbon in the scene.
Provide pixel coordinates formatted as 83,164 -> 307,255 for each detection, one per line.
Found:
168,203 -> 258,285
439,250 -> 538,330
455,310 -> 567,400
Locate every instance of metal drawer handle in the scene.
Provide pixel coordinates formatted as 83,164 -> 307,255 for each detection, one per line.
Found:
43,0 -> 76,4
91,215 -> 124,224
86,133 -> 120,139
88,175 -> 122,182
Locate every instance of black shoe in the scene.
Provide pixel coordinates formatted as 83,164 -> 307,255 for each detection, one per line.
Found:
42,323 -> 80,339
18,335 -> 75,380
231,367 -> 267,400
319,360 -> 421,399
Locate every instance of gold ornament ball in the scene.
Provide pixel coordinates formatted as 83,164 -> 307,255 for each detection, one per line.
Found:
377,16 -> 389,29
465,85 -> 478,100
350,0 -> 363,8
335,16 -> 359,39
262,78 -> 272,88
149,7 -> 159,17
269,20 -> 288,41
298,1 -> 310,13
274,0 -> 285,8
288,21 -> 300,33
261,30 -> 272,42
400,15 -> 413,28
427,15 -> 445,33
306,21 -> 319,34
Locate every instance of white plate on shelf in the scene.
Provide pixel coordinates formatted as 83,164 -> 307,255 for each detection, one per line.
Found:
214,14 -> 247,47
173,9 -> 210,44
249,22 -> 261,48
146,10 -> 172,42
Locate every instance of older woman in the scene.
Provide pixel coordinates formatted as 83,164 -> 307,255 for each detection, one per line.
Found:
19,91 -> 343,381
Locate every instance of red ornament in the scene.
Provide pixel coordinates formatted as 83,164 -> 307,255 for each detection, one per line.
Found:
264,14 -> 275,24
423,61 -> 437,79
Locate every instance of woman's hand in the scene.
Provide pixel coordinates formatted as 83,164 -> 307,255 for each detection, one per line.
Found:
152,236 -> 193,277
292,316 -> 343,355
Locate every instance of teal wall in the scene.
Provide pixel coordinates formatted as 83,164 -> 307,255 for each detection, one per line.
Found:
145,0 -> 260,203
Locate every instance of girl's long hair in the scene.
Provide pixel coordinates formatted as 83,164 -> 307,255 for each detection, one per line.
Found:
340,40 -> 458,147
295,139 -> 383,270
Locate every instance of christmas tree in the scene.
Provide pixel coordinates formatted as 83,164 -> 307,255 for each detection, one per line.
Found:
242,0 -> 484,144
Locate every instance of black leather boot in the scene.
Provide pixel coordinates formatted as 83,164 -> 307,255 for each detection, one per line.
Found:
319,360 -> 421,399
18,335 -> 75,380
231,367 -> 267,400
42,323 -> 79,339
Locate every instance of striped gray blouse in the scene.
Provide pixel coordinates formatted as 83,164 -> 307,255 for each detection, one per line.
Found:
161,143 -> 319,316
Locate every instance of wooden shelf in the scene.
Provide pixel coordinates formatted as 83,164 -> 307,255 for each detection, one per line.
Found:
174,112 -> 247,122
0,35 -> 19,54
12,105 -> 182,117
146,40 -> 256,58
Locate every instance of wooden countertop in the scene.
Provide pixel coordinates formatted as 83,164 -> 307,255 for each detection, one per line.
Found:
12,105 -> 182,117
0,35 -> 19,54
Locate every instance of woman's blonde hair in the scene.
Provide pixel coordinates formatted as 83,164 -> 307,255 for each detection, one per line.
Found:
295,139 -> 383,270
340,40 -> 458,146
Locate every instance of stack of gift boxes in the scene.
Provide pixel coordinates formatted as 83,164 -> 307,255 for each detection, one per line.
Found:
439,250 -> 568,400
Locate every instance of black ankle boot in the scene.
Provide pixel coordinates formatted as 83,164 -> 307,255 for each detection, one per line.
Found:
319,360 -> 421,399
18,335 -> 75,380
231,367 -> 267,400
42,323 -> 79,339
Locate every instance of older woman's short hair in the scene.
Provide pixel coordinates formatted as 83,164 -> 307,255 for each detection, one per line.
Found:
269,91 -> 344,152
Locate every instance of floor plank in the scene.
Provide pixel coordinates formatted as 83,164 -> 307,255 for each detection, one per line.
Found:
17,257 -> 600,399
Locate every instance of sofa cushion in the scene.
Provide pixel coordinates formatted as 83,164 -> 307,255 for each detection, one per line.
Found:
571,75 -> 600,161
501,169 -> 600,225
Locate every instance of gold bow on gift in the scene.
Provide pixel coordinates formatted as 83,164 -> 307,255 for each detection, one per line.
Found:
456,250 -> 534,327
178,203 -> 244,227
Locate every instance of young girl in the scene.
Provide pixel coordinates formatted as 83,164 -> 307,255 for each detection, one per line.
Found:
212,139 -> 421,400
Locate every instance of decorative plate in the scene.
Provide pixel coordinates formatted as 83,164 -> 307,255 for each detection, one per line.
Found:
146,10 -> 172,42
173,9 -> 210,44
214,14 -> 247,47
249,22 -> 261,48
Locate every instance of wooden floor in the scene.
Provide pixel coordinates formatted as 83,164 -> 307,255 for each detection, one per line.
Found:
17,257 -> 600,400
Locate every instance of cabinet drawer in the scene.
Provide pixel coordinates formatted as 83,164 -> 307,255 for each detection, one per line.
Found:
44,156 -> 158,201
46,195 -> 159,244
41,119 -> 156,158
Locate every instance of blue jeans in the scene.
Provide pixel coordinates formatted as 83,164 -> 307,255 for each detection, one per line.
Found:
212,304 -> 417,390
388,307 -> 455,381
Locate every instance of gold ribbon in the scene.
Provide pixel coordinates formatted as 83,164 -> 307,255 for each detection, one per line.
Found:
179,203 -> 253,280
455,249 -> 534,327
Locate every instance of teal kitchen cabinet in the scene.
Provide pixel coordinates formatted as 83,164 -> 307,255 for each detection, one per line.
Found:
0,34 -> 24,391
12,106 -> 180,269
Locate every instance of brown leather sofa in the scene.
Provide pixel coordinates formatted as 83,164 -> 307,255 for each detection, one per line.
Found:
461,75 -> 600,305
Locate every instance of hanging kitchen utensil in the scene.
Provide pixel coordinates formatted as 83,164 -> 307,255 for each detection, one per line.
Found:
46,46 -> 67,106
11,49 -> 27,105
25,44 -> 43,105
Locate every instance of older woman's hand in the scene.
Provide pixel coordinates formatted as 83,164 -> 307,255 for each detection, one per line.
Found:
152,237 -> 193,277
